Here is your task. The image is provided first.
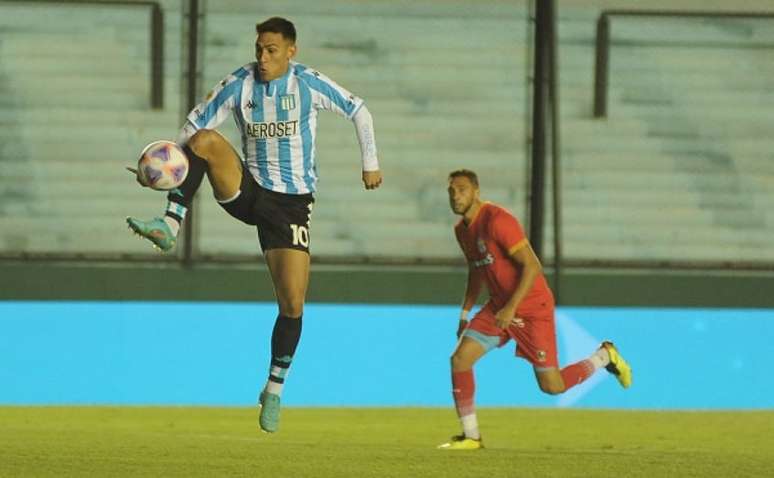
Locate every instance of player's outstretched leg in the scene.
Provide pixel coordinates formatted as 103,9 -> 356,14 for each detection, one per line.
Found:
126,185 -> 192,252
127,143 -> 207,252
601,341 -> 632,388
128,130 -> 242,252
549,341 -> 632,393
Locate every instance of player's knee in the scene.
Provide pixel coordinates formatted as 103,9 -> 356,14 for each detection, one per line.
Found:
188,129 -> 220,158
450,352 -> 473,372
279,297 -> 304,318
538,380 -> 565,395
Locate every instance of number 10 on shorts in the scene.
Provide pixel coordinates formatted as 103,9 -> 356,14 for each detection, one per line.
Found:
290,224 -> 309,247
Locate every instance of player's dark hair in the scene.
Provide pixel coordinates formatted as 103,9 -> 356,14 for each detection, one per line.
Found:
448,169 -> 479,187
256,17 -> 296,43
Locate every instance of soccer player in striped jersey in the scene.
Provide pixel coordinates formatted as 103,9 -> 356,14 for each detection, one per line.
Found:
438,169 -> 631,450
127,17 -> 382,433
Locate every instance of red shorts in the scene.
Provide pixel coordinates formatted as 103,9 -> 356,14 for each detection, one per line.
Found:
464,300 -> 558,368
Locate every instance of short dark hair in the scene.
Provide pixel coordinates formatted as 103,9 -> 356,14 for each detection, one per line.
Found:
448,169 -> 479,187
256,17 -> 296,42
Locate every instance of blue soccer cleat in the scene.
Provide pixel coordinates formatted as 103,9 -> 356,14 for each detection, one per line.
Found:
126,217 -> 176,252
259,391 -> 281,433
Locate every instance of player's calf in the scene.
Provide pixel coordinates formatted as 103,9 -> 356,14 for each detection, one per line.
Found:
535,368 -> 567,395
537,380 -> 565,395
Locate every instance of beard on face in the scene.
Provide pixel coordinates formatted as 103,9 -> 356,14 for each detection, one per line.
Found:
452,200 -> 469,215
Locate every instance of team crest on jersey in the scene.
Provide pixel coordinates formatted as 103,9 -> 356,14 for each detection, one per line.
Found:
477,239 -> 487,253
280,95 -> 296,111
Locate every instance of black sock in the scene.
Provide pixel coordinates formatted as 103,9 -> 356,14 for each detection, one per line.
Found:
267,315 -> 303,388
166,144 -> 207,209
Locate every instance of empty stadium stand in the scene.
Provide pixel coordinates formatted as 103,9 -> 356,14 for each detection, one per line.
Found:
1,0 -> 771,264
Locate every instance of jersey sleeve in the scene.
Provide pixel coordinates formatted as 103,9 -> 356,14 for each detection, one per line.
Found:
490,210 -> 528,254
352,105 -> 379,171
177,66 -> 247,143
298,67 -> 363,120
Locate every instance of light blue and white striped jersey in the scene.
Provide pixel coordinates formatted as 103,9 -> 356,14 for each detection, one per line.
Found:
181,61 -> 364,194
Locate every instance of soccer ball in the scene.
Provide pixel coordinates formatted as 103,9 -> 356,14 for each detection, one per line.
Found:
136,140 -> 189,190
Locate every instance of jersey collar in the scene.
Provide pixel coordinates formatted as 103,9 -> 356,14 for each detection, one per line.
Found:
463,201 -> 488,229
257,61 -> 294,97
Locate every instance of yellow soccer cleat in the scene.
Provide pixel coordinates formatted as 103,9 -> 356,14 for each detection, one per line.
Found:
601,341 -> 632,389
437,434 -> 484,450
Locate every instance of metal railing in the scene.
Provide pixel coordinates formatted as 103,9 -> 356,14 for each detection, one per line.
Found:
527,0 -> 563,300
0,0 -> 164,109
593,9 -> 774,118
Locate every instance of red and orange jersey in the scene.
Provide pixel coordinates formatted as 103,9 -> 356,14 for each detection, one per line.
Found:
454,202 -> 554,316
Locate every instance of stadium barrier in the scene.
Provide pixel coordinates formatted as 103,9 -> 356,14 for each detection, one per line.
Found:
0,0 -> 165,109
2,301 -> 773,409
593,9 -> 774,118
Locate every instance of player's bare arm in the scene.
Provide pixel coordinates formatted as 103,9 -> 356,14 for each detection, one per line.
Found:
494,240 -> 543,329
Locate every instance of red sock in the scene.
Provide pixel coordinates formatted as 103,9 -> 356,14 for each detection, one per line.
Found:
560,359 -> 596,391
452,370 -> 475,417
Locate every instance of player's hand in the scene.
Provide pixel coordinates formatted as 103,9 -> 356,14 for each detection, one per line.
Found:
126,166 -> 149,187
456,319 -> 468,338
495,307 -> 521,329
362,170 -> 382,190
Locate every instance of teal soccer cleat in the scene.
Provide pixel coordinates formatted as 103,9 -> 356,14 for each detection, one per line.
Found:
126,217 -> 176,252
259,391 -> 281,433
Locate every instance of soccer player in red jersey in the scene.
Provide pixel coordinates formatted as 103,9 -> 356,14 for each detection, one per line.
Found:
438,169 -> 632,450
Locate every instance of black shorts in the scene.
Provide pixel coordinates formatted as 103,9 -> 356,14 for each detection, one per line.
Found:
220,170 -> 314,253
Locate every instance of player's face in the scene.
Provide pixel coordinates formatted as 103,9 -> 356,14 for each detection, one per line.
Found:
448,176 -> 479,215
255,32 -> 296,82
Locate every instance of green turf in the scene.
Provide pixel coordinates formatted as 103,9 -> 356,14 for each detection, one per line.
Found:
1,407 -> 772,477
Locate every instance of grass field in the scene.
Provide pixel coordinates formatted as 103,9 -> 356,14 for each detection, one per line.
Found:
1,407 -> 772,477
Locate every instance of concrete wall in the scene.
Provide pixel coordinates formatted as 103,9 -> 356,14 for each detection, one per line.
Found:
2,261 -> 773,307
